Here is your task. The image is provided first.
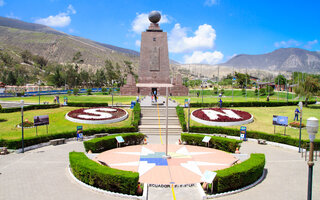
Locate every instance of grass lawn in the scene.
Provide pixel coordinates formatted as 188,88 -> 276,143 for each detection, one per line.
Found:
0,95 -> 137,105
0,107 -> 132,140
185,106 -> 320,140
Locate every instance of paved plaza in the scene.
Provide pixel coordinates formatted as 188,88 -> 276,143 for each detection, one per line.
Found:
0,134 -> 319,200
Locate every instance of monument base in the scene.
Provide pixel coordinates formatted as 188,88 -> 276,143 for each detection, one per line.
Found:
120,86 -> 138,96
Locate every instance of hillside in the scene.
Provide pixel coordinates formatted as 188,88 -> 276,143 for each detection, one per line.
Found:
221,48 -> 320,73
0,16 -> 140,70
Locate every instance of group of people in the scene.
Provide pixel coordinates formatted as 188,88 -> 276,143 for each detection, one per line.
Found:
53,96 -> 68,105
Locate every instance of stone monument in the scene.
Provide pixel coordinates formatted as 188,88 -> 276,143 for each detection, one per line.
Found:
120,11 -> 188,96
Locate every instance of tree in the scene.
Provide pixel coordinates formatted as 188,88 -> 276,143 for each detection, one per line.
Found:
294,76 -> 320,106
51,67 -> 64,87
21,50 -> 32,64
274,74 -> 287,86
235,72 -> 250,88
7,71 -> 17,85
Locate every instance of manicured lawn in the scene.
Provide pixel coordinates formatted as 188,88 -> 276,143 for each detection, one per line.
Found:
185,106 -> 320,140
0,107 -> 132,140
0,95 -> 137,104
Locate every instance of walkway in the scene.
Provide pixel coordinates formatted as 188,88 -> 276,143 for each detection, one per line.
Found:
1,138 -> 319,200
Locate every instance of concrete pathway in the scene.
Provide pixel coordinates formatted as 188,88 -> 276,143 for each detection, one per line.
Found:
0,138 -> 319,200
140,96 -> 178,107
0,100 -> 36,108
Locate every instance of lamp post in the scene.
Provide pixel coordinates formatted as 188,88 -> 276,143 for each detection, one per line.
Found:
201,81 -> 203,107
20,100 -> 24,153
298,101 -> 303,152
38,80 -> 41,105
306,117 -> 318,200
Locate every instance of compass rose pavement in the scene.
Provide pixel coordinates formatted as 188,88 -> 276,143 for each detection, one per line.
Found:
94,144 -> 238,184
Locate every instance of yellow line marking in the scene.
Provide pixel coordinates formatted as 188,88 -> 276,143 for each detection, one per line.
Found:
156,103 -> 163,144
171,184 -> 176,200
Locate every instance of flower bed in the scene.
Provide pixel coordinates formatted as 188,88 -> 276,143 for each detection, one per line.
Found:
66,107 -> 128,124
191,108 -> 253,126
289,121 -> 306,128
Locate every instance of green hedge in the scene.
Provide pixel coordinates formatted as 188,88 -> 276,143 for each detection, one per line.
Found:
67,102 -> 109,107
0,126 -> 137,149
189,126 -> 320,150
176,106 -> 187,132
190,100 -> 316,108
84,133 -> 145,153
132,103 -> 141,130
211,153 -> 265,193
69,152 -> 139,195
0,104 -> 60,113
181,133 -> 242,153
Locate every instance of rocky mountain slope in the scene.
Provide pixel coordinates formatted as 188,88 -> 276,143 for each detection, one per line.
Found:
221,48 -> 320,73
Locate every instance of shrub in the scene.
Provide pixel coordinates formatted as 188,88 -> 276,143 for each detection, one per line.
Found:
83,133 -> 145,153
67,90 -> 72,95
189,125 -> 320,150
0,104 -> 60,113
189,100 -> 316,108
176,106 -> 187,132
211,153 -> 265,193
241,88 -> 246,95
101,88 -> 109,95
73,88 -> 79,95
0,104 -> 2,110
260,88 -> 266,96
67,102 -> 109,107
0,118 -> 7,122
254,88 -> 258,96
87,88 -> 92,95
132,103 -> 141,130
181,133 -> 242,153
69,152 -> 139,195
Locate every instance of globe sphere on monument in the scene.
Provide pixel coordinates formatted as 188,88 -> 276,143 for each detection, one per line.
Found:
148,11 -> 161,23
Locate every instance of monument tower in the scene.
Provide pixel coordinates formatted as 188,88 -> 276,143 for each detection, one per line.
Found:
120,11 -> 188,96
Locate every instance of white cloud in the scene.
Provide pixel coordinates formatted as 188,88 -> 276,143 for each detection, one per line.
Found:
0,0 -> 5,7
168,24 -> 216,53
274,39 -> 301,48
184,51 -> 223,64
131,12 -> 169,34
304,40 -> 318,49
34,5 -> 76,28
204,0 -> 218,6
135,40 -> 141,47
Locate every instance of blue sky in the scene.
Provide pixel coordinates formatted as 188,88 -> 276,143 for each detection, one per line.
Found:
0,0 -> 319,64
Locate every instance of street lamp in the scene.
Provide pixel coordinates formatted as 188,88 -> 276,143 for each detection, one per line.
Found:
201,81 -> 204,107
306,117 -> 318,200
38,80 -> 41,105
20,100 -> 24,153
298,101 -> 303,152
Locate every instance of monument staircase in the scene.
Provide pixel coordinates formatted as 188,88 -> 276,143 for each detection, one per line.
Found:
139,96 -> 182,135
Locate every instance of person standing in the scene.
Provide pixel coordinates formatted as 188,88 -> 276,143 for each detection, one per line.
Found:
294,107 -> 300,121
219,98 -> 223,108
267,95 -> 270,102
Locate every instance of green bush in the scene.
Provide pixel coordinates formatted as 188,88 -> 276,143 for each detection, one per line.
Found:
189,100 -> 316,108
254,88 -> 258,96
66,102 -> 109,107
87,88 -> 92,95
189,126 -> 320,150
0,126 -> 137,149
0,104 -> 2,110
181,133 -> 242,153
73,88 -> 79,95
0,104 -> 60,113
132,103 -> 141,130
211,153 -> 265,193
260,88 -> 266,96
69,152 -> 139,195
67,90 -> 72,95
176,106 -> 187,132
83,133 -> 145,153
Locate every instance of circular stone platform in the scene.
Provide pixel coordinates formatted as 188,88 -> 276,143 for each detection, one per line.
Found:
191,108 -> 253,126
65,107 -> 128,124
94,144 -> 238,184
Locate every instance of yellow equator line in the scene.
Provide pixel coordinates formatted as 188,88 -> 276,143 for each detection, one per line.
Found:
156,103 -> 163,144
171,184 -> 176,200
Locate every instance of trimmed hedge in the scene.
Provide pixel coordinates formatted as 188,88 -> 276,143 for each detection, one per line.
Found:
189,126 -> 320,150
69,152 -> 139,195
66,102 -> 109,107
0,103 -> 141,149
190,100 -> 316,108
84,133 -> 145,153
0,104 -> 60,113
211,153 -> 265,193
181,133 -> 242,153
176,106 -> 187,132
132,103 -> 141,130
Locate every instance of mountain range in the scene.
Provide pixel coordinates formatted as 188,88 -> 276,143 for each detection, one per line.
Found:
221,48 -> 320,73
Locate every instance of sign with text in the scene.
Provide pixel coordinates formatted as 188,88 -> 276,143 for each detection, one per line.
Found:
201,171 -> 217,183
115,136 -> 124,143
34,115 -> 49,126
240,126 -> 247,141
202,136 -> 211,143
273,115 -> 288,126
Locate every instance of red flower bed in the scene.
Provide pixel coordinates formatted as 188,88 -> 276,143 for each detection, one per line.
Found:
67,107 -> 127,121
192,108 -> 252,122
